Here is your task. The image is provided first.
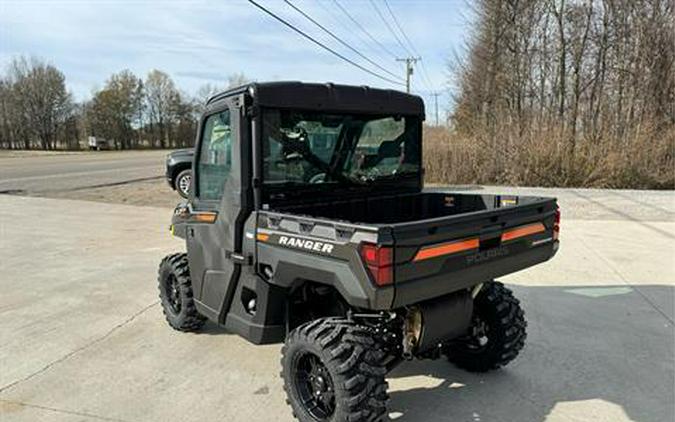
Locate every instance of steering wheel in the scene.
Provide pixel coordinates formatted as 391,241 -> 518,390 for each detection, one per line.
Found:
309,173 -> 326,184
356,166 -> 383,181
281,126 -> 309,143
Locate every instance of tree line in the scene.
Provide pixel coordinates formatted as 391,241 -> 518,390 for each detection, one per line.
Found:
426,0 -> 674,189
1,0 -> 672,190
0,56 -> 247,150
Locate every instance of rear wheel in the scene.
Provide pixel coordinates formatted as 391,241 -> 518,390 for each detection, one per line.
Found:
443,281 -> 526,372
158,253 -> 206,332
175,169 -> 191,198
281,317 -> 388,422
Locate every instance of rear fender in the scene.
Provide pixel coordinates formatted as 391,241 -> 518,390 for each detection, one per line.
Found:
257,241 -> 394,310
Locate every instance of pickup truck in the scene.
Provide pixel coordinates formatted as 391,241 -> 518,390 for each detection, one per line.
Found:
165,148 -> 194,198
157,82 -> 560,422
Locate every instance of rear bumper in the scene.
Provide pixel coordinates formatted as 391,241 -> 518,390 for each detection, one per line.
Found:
392,241 -> 557,307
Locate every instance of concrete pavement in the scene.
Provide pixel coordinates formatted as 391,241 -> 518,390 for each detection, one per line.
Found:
0,191 -> 673,422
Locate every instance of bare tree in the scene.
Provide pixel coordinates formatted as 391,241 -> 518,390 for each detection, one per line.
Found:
0,61 -> 252,151
195,83 -> 222,108
170,91 -> 198,148
90,70 -> 143,150
227,73 -> 250,89
4,57 -> 73,150
0,78 -> 14,149
193,74 -> 251,114
145,70 -> 179,148
447,0 -> 674,189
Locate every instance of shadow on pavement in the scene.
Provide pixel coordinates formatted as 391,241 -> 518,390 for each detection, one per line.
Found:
569,190 -> 674,239
196,321 -> 231,336
385,284 -> 674,422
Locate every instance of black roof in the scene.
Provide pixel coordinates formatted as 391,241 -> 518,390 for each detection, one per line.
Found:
207,81 -> 425,116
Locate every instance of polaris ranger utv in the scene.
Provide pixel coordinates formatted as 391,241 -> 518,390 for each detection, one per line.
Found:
158,82 -> 560,422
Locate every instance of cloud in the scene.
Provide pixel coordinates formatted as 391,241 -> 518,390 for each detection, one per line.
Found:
0,0 -> 473,108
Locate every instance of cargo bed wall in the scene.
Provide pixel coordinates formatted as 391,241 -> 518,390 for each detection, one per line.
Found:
273,192 -> 530,225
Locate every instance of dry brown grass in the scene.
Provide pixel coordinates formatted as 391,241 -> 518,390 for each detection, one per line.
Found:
423,123 -> 675,189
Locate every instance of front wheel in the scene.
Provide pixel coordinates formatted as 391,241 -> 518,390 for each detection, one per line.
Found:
281,317 -> 389,422
158,253 -> 206,332
443,281 -> 527,372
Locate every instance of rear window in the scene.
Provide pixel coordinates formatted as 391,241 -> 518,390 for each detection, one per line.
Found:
261,109 -> 420,187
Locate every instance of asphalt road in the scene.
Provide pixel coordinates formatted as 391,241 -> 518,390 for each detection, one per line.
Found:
0,152 -> 673,422
0,150 -> 169,194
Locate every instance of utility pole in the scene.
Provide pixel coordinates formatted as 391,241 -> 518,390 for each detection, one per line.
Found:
431,92 -> 441,126
396,57 -> 420,93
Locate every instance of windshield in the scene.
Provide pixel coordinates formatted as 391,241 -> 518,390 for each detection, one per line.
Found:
261,109 -> 420,188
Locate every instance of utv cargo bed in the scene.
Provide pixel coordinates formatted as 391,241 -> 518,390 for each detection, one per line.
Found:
260,191 -> 558,307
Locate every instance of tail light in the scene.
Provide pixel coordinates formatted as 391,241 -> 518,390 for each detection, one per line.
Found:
360,243 -> 393,286
553,207 -> 560,240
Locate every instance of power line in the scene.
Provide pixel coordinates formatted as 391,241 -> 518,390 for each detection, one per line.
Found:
382,0 -> 419,59
318,0 -> 395,65
381,0 -> 435,92
247,0 -> 404,87
368,0 -> 434,94
331,0 -> 399,60
419,63 -> 436,93
282,0 -> 403,82
368,0 -> 414,58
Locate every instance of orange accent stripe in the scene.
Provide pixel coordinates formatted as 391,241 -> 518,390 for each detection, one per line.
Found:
413,238 -> 479,262
256,233 -> 270,242
193,212 -> 217,223
501,223 -> 546,242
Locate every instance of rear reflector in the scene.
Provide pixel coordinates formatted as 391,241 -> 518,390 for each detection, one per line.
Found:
501,223 -> 546,242
360,243 -> 393,286
413,238 -> 479,262
553,207 -> 560,240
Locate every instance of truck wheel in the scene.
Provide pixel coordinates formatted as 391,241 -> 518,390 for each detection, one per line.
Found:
175,169 -> 191,198
158,253 -> 206,332
443,281 -> 526,372
281,317 -> 388,422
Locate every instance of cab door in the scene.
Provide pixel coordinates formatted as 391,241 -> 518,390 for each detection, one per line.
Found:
187,96 -> 248,323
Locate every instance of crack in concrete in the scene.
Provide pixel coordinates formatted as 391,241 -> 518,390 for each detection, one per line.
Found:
56,176 -> 163,192
570,190 -> 675,239
0,301 -> 159,395
0,399 -> 133,422
0,166 -> 159,185
0,176 -> 163,196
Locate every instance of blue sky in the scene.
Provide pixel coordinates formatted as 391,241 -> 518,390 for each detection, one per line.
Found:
0,0 -> 473,117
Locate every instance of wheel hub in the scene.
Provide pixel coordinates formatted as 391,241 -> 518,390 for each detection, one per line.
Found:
179,174 -> 190,195
294,353 -> 335,420
166,274 -> 181,314
468,317 -> 489,349
310,372 -> 331,398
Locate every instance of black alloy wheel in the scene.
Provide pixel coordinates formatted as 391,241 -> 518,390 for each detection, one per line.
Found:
293,352 -> 336,420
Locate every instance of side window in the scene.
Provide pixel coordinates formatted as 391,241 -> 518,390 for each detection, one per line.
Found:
198,110 -> 232,201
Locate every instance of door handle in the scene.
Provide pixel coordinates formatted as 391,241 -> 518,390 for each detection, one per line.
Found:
226,251 -> 252,265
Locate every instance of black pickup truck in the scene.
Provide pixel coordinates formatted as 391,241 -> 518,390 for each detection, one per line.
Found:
165,148 -> 194,198
158,82 -> 560,422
